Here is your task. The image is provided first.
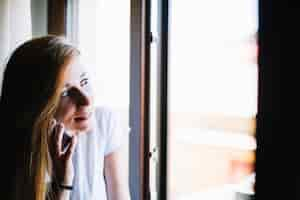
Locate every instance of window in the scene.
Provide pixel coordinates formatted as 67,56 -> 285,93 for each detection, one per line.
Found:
150,1 -> 258,199
67,0 -> 133,196
76,0 -> 130,117
66,1 -> 258,199
67,1 -> 153,199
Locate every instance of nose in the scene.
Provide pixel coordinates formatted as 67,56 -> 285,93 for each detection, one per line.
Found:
72,87 -> 91,107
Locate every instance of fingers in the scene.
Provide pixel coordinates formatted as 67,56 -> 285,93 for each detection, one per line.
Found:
55,123 -> 64,156
49,122 -> 64,157
65,135 -> 77,161
48,118 -> 57,144
49,120 -> 77,160
49,118 -> 57,132
48,119 -> 57,157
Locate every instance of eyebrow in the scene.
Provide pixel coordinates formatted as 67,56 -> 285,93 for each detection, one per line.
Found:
63,72 -> 88,88
80,72 -> 87,78
64,83 -> 70,88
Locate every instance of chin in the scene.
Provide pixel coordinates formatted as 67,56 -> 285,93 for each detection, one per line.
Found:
78,126 -> 92,133
76,120 -> 93,133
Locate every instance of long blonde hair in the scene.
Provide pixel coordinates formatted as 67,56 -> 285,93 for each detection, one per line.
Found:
0,35 -> 79,199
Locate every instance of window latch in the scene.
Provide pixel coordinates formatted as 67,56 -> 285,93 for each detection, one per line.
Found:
149,147 -> 158,163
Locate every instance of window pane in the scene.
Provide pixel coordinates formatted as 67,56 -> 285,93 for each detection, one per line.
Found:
77,0 -> 130,124
76,1 -> 131,197
168,0 -> 258,199
149,0 -> 160,199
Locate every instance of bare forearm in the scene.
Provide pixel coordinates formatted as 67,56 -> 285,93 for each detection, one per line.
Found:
48,182 -> 72,200
55,190 -> 71,200
104,150 -> 130,200
105,179 -> 130,200
104,134 -> 130,200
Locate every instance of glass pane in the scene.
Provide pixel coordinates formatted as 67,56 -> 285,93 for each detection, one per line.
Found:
76,0 -> 131,197
77,0 -> 130,125
168,1 -> 258,200
149,0 -> 160,199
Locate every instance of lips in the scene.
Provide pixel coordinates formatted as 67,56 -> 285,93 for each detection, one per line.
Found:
73,112 -> 91,122
74,116 -> 88,122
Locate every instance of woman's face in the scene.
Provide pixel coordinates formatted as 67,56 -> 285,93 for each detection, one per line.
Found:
54,56 -> 95,135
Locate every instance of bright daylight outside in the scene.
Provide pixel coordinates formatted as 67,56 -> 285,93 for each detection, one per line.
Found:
167,0 -> 258,200
77,0 -> 130,128
77,0 -> 257,200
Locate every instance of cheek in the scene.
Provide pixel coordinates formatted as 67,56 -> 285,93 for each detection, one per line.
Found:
54,101 -> 75,123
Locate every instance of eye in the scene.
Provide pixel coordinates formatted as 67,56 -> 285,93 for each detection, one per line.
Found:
61,89 -> 69,97
80,78 -> 89,87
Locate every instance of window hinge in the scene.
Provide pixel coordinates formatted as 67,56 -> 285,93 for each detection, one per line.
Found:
149,32 -> 158,44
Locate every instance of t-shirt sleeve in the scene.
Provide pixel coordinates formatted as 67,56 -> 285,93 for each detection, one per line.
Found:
104,109 -> 130,156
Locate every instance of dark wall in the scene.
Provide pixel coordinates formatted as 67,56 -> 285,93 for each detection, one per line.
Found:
255,1 -> 292,200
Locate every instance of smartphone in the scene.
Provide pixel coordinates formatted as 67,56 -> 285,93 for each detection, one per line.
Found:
62,131 -> 72,151
52,118 -> 72,151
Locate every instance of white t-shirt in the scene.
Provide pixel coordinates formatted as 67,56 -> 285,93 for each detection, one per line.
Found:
69,106 -> 129,200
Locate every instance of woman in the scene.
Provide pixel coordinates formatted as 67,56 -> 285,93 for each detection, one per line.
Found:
0,35 -> 130,200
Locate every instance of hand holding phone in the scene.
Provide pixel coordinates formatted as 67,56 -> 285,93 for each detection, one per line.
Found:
50,119 -> 73,152
49,119 -> 77,186
62,130 -> 72,152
